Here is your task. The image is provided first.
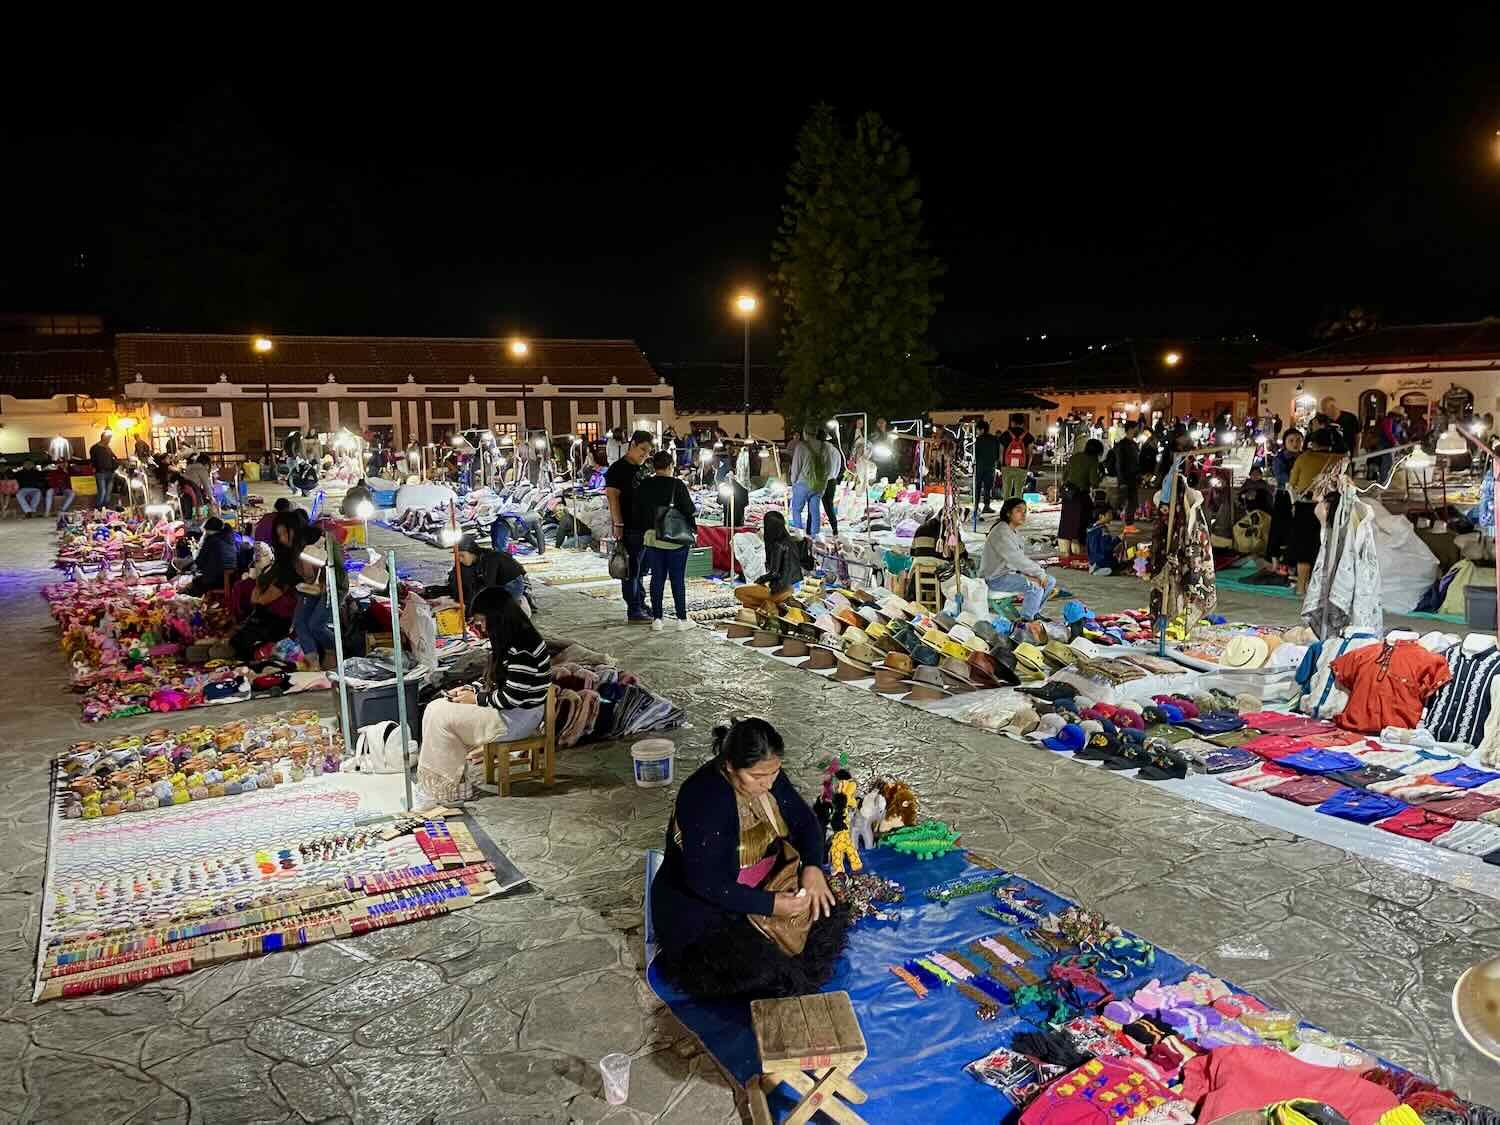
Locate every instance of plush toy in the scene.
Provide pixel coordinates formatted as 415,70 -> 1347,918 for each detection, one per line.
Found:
876,779 -> 919,833
852,788 -> 885,851
883,820 -> 962,860
827,770 -> 862,875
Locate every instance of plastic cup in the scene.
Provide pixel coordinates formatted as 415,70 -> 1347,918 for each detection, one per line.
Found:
599,1052 -> 631,1105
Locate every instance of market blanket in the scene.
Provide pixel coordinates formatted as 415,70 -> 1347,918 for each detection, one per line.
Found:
1215,561 -> 1464,624
695,524 -> 752,573
646,847 -> 1400,1124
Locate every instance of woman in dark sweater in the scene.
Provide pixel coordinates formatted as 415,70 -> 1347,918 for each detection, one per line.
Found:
635,451 -> 698,630
650,718 -> 849,1000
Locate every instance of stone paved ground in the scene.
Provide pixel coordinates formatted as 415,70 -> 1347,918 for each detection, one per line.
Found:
2,493 -> 1498,1124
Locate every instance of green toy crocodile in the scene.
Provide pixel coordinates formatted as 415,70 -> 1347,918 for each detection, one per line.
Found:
881,820 -> 961,860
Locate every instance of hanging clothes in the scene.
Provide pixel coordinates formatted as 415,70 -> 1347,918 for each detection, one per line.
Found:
1332,640 -> 1452,734
1148,479 -> 1216,631
1300,482 -> 1381,639
1422,640 -> 1500,746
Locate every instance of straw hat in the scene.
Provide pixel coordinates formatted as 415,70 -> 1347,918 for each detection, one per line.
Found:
1013,642 -> 1047,674
1220,636 -> 1269,670
844,640 -> 885,667
948,622 -> 979,648
801,645 -> 840,671
937,638 -> 971,662
841,626 -> 873,649
736,607 -> 761,625
834,608 -> 864,630
883,651 -> 914,675
725,622 -> 756,640
873,666 -> 911,694
814,613 -> 842,637
959,632 -> 990,654
772,637 -> 811,659
748,629 -> 781,648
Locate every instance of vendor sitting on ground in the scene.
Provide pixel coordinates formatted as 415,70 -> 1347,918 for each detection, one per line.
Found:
427,533 -> 528,616
733,510 -> 804,610
187,517 -> 239,596
416,586 -> 551,804
1085,503 -> 1129,575
340,478 -> 375,517
230,541 -> 299,658
254,497 -> 292,543
650,717 -> 848,1000
981,497 -> 1057,619
1239,464 -> 1273,515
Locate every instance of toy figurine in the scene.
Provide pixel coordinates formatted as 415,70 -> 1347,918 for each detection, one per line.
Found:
827,770 -> 862,875
882,820 -> 961,860
852,787 -> 885,851
875,779 -> 919,833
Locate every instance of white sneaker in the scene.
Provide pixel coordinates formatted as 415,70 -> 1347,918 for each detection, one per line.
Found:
650,618 -> 664,633
676,618 -> 695,632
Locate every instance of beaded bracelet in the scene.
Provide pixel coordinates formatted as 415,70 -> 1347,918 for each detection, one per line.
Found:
970,974 -> 1013,1005
927,952 -> 973,981
889,964 -> 928,998
955,981 -> 1000,1020
904,960 -> 944,991
924,873 -> 1006,902
916,957 -> 956,986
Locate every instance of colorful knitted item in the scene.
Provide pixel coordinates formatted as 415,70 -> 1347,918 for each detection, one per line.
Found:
882,820 -> 962,859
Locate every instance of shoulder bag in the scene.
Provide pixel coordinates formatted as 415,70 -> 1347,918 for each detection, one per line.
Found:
745,793 -> 812,956
654,505 -> 697,546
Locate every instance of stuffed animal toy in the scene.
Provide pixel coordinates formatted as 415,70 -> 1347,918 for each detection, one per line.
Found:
852,787 -> 885,851
827,770 -> 862,875
876,779 -> 919,833
883,820 -> 961,860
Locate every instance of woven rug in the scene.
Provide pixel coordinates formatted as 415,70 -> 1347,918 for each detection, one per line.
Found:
36,767 -> 518,1001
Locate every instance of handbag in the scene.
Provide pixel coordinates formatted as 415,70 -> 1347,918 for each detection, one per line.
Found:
745,794 -> 812,956
654,505 -> 697,546
607,539 -> 630,579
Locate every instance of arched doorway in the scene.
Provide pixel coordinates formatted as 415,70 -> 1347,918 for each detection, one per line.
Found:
1359,388 -> 1388,427
1400,391 -> 1430,438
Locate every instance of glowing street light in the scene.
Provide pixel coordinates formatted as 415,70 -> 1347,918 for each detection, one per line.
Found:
1163,351 -> 1182,367
872,442 -> 894,461
733,292 -> 758,439
509,338 -> 529,358
252,336 -> 274,354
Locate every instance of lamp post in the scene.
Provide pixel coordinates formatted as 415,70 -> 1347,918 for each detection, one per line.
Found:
733,294 -> 757,440
508,338 -> 530,444
252,336 -> 274,455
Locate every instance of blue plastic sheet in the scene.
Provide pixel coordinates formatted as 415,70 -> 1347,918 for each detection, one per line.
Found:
647,848 -> 1204,1124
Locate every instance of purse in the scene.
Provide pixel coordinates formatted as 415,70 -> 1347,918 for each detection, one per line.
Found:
607,539 -> 630,579
745,794 -> 812,956
654,505 -> 697,546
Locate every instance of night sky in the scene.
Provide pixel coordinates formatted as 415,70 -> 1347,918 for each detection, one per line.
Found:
4,46 -> 1497,367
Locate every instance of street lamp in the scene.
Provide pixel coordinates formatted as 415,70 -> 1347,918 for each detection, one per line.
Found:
509,339 -> 529,358
508,338 -> 531,443
252,336 -> 275,455
1163,351 -> 1182,367
733,293 -> 758,440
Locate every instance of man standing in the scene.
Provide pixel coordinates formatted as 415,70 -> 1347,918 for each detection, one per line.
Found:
1115,419 -> 1142,522
605,430 -> 655,623
973,420 -> 1000,512
1319,396 -> 1360,455
998,415 -> 1035,500
89,430 -> 118,508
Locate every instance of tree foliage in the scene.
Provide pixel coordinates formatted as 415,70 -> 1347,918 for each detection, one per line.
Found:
771,104 -> 943,429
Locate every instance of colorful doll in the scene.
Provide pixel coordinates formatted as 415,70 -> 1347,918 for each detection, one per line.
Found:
828,770 -> 863,875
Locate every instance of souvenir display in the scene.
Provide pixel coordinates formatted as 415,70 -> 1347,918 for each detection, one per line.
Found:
54,509 -> 183,573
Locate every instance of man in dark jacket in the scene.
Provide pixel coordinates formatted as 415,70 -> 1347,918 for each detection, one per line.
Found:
188,517 -> 239,595
14,461 -> 47,517
1115,420 -> 1142,521
973,420 -> 1000,512
432,534 -> 527,616
89,431 -> 119,507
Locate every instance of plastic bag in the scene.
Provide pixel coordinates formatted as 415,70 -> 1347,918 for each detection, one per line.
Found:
400,591 -> 439,672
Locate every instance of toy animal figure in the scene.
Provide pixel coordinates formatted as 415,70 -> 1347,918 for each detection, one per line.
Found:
883,820 -> 961,860
827,770 -> 863,875
876,779 -> 918,833
852,788 -> 885,851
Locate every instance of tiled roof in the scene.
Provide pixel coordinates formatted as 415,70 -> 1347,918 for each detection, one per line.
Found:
0,334 -> 115,398
1007,339 -> 1281,393
116,334 -> 660,387
1264,320 -> 1500,370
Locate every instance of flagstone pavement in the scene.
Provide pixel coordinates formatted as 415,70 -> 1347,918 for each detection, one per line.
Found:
0,502 -> 1496,1123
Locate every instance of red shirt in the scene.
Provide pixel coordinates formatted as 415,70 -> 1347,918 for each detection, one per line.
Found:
1332,641 -> 1451,734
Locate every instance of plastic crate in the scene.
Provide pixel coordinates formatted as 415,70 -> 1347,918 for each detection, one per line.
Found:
1466,580 -> 1498,627
372,489 -> 398,508
684,547 -> 713,578
348,678 -> 422,733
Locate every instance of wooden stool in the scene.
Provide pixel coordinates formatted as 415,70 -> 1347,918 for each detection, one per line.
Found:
748,991 -> 868,1125
481,685 -> 557,796
910,560 -> 943,613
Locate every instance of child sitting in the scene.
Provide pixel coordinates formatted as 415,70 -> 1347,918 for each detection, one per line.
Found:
1085,504 -> 1129,575
1239,465 -> 1273,515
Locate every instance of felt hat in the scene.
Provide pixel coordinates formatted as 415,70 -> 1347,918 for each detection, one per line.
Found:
748,629 -> 781,648
873,666 -> 911,694
911,665 -> 947,688
801,645 -> 840,671
1220,635 -> 1270,670
973,619 -> 1002,647
1013,642 -> 1046,674
933,613 -> 959,631
903,682 -> 951,703
967,651 -> 1005,686
845,640 -> 885,667
724,622 -> 756,640
772,637 -> 811,659
1005,707 -> 1041,737
939,655 -> 979,692
834,607 -> 864,630
911,642 -> 942,667
883,651 -> 914,675
834,655 -> 877,682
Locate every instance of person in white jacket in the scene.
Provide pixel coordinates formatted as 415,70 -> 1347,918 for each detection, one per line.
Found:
980,498 -> 1056,619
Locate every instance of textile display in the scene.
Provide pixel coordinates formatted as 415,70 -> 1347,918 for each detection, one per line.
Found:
38,762 -> 514,1001
695,523 -> 752,572
55,510 -> 182,573
1147,481 -> 1216,633
647,848 -> 1480,1124
1300,487 -> 1382,639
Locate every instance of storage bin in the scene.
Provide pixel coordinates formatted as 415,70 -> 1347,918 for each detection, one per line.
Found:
372,489 -> 398,508
347,678 -> 423,733
684,547 -> 713,578
1466,580 -> 1498,627
333,518 -> 367,547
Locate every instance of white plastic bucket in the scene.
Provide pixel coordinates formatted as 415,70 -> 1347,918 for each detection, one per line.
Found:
631,738 -> 675,787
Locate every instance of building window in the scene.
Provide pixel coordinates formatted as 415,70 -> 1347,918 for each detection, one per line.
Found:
575,421 -> 600,443
493,422 -> 519,443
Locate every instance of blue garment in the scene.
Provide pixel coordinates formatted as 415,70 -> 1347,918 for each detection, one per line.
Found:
1180,713 -> 1247,735
644,544 -> 689,620
194,529 -> 239,584
790,480 -> 821,537
1085,523 -> 1120,569
1431,765 -> 1500,790
1316,787 -> 1407,824
1279,748 -> 1363,774
292,591 -> 335,659
620,529 -> 648,618
1272,448 -> 1297,489
986,572 -> 1056,620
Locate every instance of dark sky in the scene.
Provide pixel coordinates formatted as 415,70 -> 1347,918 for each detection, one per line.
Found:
3,44 -> 1498,365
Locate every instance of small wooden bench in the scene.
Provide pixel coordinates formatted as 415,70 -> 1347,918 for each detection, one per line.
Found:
748,991 -> 869,1125
481,684 -> 557,796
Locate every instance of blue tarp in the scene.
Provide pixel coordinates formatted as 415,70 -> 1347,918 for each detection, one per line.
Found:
647,847 -> 1205,1124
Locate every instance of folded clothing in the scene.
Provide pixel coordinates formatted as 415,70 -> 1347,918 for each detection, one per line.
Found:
1181,1045 -> 1398,1125
1268,775 -> 1349,806
1436,820 -> 1500,856
1224,762 -> 1301,791
1375,806 -> 1455,842
1279,748 -> 1364,774
1316,788 -> 1408,824
1431,764 -> 1500,789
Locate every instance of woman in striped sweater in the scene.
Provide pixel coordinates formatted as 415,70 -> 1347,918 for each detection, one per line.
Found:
416,586 -> 552,803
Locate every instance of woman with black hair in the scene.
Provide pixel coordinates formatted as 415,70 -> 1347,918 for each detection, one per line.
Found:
1057,437 -> 1104,560
230,529 -> 300,659
732,510 -> 804,610
416,586 -> 551,804
650,718 -> 849,999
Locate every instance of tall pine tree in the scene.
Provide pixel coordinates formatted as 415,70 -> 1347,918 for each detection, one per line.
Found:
771,105 -> 943,429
